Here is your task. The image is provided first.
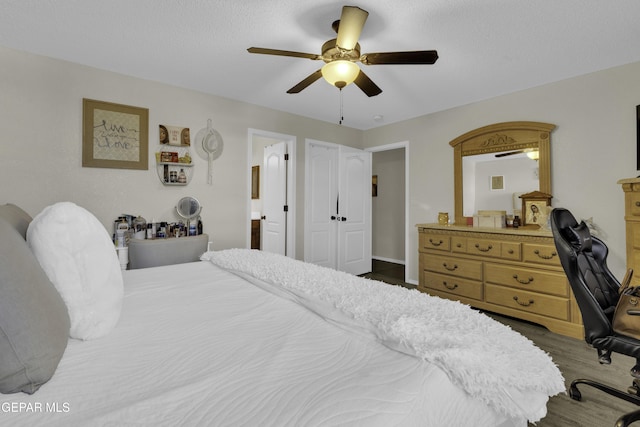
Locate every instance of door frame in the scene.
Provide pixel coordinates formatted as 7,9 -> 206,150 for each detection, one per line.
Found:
247,128 -> 296,258
365,141 -> 412,284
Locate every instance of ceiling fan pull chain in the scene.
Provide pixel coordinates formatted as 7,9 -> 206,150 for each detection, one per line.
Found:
339,88 -> 344,125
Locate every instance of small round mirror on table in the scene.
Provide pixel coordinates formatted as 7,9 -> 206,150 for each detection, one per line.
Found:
176,196 -> 202,220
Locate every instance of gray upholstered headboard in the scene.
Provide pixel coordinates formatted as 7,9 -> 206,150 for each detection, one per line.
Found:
0,203 -> 70,395
0,203 -> 32,240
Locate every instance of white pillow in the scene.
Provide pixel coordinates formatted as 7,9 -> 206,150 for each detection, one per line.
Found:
27,202 -> 123,340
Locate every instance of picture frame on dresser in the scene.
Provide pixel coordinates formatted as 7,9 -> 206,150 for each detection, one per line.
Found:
520,191 -> 552,227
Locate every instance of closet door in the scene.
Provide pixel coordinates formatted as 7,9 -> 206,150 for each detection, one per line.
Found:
305,143 -> 339,268
304,141 -> 371,275
337,147 -> 371,275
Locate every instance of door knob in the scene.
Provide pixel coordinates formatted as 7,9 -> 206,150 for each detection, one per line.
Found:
331,216 -> 337,220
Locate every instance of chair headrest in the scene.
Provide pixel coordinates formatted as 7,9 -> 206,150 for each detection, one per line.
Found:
565,221 -> 592,252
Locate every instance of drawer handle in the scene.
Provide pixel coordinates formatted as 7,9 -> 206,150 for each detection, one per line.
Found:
636,201 -> 640,207
429,239 -> 444,247
474,243 -> 493,252
513,274 -> 534,284
456,243 -> 463,248
443,281 -> 458,291
443,263 -> 458,271
533,249 -> 557,260
513,296 -> 534,307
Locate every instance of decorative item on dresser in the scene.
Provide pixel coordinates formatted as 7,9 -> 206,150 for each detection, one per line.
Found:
618,177 -> 640,286
417,224 -> 583,338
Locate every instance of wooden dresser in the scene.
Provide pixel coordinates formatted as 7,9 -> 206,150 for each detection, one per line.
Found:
619,177 -> 640,286
417,224 -> 583,339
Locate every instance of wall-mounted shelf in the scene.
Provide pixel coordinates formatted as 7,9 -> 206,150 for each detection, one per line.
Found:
156,162 -> 194,186
156,145 -> 193,186
155,146 -> 194,186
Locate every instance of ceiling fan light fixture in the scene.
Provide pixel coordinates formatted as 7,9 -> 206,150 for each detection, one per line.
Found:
321,60 -> 360,88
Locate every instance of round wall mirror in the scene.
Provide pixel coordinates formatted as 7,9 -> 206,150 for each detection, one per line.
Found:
176,196 -> 202,220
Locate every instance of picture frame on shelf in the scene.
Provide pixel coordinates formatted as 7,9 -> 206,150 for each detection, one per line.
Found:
159,124 -> 191,146
82,98 -> 149,170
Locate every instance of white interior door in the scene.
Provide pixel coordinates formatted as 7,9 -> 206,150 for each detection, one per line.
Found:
262,142 -> 287,255
304,141 -> 371,275
338,147 -> 371,275
305,143 -> 338,268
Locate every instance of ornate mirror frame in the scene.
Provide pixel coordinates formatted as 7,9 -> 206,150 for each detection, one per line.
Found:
449,121 -> 556,225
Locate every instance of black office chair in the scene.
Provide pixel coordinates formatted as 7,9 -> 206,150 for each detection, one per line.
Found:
551,207 -> 640,427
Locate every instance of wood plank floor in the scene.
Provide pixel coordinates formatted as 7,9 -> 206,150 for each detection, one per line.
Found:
495,312 -> 639,427
363,260 -> 640,427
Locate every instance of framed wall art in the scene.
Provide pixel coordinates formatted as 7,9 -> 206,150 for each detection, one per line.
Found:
637,104 -> 640,170
372,175 -> 378,197
251,165 -> 260,199
82,98 -> 149,170
490,175 -> 504,191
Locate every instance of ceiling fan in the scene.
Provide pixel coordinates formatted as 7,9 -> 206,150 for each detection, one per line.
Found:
495,149 -> 539,160
247,5 -> 438,97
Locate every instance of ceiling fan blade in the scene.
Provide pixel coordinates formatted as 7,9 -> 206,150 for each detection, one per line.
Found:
495,150 -> 524,158
336,6 -> 368,51
361,50 -> 439,65
353,69 -> 382,97
286,69 -> 323,94
247,47 -> 320,60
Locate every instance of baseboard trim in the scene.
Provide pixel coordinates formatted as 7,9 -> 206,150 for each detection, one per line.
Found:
372,256 -> 405,265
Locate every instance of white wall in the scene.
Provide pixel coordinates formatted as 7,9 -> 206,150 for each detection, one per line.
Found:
363,61 -> 640,283
0,45 -> 363,260
3,44 -> 639,282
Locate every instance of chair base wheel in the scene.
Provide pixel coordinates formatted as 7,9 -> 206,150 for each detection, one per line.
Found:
569,385 -> 582,401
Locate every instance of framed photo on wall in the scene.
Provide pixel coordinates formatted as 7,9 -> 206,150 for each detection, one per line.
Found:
82,98 -> 149,170
490,175 -> 504,191
636,104 -> 640,170
520,191 -> 552,227
251,165 -> 260,199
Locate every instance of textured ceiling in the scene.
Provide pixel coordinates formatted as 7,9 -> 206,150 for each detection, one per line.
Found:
2,0 -> 640,130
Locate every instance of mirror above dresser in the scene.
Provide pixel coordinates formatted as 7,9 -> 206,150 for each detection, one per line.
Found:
450,121 -> 555,225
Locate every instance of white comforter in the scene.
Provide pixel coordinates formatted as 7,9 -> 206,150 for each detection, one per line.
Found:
2,259 -> 555,426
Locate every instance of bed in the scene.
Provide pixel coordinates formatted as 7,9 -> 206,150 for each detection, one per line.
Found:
0,202 -> 565,426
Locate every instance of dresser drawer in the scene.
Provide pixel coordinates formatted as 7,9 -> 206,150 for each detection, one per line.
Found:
631,223 -> 640,250
422,253 -> 483,280
420,233 -> 451,251
522,243 -> 560,266
451,236 -> 467,253
485,264 -> 568,297
630,192 -> 640,216
501,242 -> 521,261
423,271 -> 483,301
466,237 -> 501,258
485,284 -> 570,320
